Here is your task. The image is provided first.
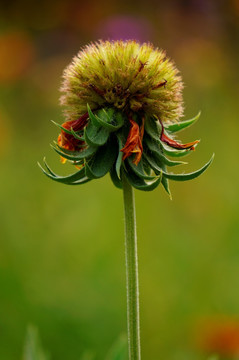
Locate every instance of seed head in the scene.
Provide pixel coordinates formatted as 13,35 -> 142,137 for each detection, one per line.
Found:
39,40 -> 213,194
60,41 -> 183,124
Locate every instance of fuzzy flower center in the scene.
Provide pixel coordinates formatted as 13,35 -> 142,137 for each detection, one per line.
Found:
60,40 -> 184,124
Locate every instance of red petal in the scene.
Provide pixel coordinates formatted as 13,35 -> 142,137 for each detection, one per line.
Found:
57,113 -> 88,163
58,113 -> 88,151
160,119 -> 199,150
161,132 -> 200,150
61,112 -> 88,132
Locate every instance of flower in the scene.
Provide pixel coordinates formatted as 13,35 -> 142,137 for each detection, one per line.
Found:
39,40 -> 213,194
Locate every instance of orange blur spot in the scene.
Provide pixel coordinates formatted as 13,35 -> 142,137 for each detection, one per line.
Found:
196,317 -> 239,358
0,31 -> 35,83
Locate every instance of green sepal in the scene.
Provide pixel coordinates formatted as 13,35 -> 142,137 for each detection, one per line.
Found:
68,177 -> 91,185
85,119 -> 110,146
162,174 -> 171,198
43,157 -> 57,177
143,153 -> 162,173
144,115 -> 162,142
85,138 -> 118,179
43,157 -> 86,180
51,143 -> 98,161
51,120 -> 85,141
51,120 -> 73,135
115,133 -> 124,179
87,104 -> 124,131
144,136 -> 187,166
160,163 -> 172,198
127,157 -> 158,180
143,154 -> 171,196
70,159 -> 84,166
142,157 -> 151,175
165,111 -> 201,133
70,128 -> 85,141
38,161 -> 91,185
39,161 -> 86,183
123,165 -> 162,191
160,141 -> 193,158
53,141 -> 86,157
110,167 -> 122,189
163,154 -> 214,181
144,153 -> 214,182
53,141 -> 86,155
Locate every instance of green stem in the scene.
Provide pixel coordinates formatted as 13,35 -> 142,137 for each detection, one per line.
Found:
122,172 -> 141,360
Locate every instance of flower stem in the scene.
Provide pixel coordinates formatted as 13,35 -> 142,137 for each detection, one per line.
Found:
122,172 -> 141,360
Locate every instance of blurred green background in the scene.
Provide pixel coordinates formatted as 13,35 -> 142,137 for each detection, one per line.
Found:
1,0 -> 239,359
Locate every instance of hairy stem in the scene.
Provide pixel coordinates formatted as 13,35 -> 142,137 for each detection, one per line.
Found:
122,172 -> 141,360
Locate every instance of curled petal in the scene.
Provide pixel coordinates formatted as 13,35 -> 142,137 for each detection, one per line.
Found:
62,112 -> 88,132
120,118 -> 144,165
160,120 -> 199,150
57,113 -> 88,161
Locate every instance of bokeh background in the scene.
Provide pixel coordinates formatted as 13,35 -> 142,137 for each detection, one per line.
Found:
1,0 -> 239,359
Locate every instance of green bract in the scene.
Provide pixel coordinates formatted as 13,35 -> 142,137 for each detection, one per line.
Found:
39,105 -> 213,195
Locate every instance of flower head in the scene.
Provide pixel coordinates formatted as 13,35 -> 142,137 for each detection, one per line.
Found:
39,40 -> 213,194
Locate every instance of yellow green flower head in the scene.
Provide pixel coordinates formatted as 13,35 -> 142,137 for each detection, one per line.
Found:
60,40 -> 183,124
39,40 -> 213,194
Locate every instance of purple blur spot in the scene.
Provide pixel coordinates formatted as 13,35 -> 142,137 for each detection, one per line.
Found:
96,15 -> 153,42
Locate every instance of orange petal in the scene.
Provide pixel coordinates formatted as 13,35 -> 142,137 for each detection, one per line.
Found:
120,118 -> 144,165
